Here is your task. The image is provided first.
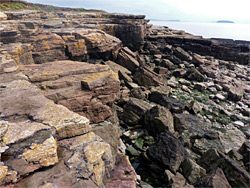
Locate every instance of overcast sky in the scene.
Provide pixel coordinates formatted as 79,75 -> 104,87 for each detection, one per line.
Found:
28,0 -> 250,23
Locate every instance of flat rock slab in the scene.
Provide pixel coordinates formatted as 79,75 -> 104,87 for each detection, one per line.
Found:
20,60 -> 120,123
0,80 -> 91,139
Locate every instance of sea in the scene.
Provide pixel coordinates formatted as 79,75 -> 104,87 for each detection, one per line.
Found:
150,20 -> 250,42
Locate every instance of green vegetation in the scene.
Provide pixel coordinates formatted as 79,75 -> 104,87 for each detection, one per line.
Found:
0,1 -> 105,12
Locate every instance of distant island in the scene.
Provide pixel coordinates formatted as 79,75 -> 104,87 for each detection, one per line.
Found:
217,20 -> 235,23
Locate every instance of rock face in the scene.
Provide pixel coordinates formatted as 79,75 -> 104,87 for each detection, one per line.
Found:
20,60 -> 120,123
1,3 -> 250,188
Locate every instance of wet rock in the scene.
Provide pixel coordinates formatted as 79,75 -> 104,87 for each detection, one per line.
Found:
126,145 -> 140,157
145,105 -> 174,136
147,131 -> 185,173
195,168 -> 232,188
122,98 -> 154,125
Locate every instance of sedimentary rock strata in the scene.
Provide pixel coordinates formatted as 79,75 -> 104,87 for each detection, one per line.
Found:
0,2 -> 249,187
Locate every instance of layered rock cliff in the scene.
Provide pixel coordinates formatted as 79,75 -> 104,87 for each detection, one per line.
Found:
0,2 -> 250,188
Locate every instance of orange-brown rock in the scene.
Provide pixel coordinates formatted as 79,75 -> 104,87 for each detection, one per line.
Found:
32,34 -> 67,64
54,28 -> 122,61
20,60 -> 120,123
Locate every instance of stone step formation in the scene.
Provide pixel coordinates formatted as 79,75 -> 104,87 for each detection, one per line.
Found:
0,1 -> 249,188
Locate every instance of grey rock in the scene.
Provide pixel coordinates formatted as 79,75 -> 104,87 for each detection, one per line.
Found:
147,131 -> 185,173
181,158 -> 206,184
145,105 -> 174,136
122,98 -> 154,125
174,47 -> 192,61
195,168 -> 232,188
199,149 -> 250,188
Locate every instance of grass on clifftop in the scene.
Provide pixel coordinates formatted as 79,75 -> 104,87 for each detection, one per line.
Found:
0,0 -> 107,13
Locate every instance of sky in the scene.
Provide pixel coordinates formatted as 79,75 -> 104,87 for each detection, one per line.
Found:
28,0 -> 250,23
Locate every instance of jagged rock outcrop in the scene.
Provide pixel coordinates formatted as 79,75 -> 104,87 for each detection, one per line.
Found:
0,3 -> 249,188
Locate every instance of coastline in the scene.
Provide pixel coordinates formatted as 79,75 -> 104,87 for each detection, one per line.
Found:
150,20 -> 250,42
0,3 -> 250,187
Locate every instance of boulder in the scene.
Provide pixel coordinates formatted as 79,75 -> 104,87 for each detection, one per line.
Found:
174,47 -> 192,61
150,86 -> 172,100
181,158 -> 206,184
116,47 -> 140,72
20,60 -> 120,123
147,131 -> 185,173
106,153 -> 137,188
121,98 -> 154,125
195,168 -> 232,188
227,85 -> 244,101
104,60 -> 133,82
219,128 -> 246,153
238,141 -> 250,171
188,100 -> 202,114
10,132 -> 113,187
92,121 -> 121,161
199,149 -> 250,188
171,172 -> 194,188
174,114 -> 224,154
150,95 -> 186,113
160,59 -> 174,69
144,105 -> 175,136
186,67 -> 206,82
134,66 -> 165,87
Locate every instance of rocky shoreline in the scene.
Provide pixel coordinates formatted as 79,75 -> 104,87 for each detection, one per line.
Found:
0,4 -> 249,188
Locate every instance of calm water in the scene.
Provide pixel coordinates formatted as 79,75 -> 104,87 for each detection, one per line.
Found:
150,21 -> 250,41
